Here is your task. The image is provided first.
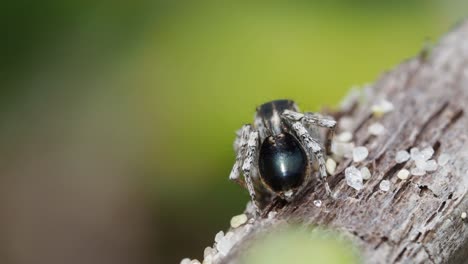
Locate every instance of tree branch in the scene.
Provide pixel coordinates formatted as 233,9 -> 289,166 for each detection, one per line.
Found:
205,21 -> 468,264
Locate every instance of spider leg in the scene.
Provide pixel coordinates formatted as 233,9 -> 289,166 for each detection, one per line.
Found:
229,125 -> 251,187
241,130 -> 261,215
229,125 -> 262,215
304,112 -> 336,155
282,110 -> 336,155
288,121 -> 332,197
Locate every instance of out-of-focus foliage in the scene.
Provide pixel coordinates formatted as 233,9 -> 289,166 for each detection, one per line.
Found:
243,227 -> 360,264
1,0 -> 467,263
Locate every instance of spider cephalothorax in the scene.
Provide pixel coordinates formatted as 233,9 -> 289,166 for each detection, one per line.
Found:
229,99 -> 336,215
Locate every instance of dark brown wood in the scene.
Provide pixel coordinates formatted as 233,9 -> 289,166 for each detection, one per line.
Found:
220,21 -> 468,264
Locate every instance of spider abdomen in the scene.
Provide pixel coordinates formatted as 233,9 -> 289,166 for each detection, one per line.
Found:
258,132 -> 308,193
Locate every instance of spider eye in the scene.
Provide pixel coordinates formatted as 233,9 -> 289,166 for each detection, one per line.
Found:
258,132 -> 308,192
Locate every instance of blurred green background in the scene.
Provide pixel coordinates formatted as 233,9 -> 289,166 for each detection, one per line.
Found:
1,1 -> 467,263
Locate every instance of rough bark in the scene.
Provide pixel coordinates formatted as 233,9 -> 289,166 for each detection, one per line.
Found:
221,21 -> 468,264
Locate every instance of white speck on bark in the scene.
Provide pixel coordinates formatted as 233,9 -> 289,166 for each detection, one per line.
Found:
267,211 -> 277,219
337,131 -> 353,142
415,159 -> 427,170
395,150 -> 410,163
230,214 -> 248,228
360,166 -> 372,180
180,258 -> 191,264
331,141 -> 355,158
214,231 -> 224,243
339,116 -> 354,131
421,147 -> 435,161
410,147 -> 421,161
371,99 -> 394,117
326,158 -> 337,175
345,166 -> 364,190
379,180 -> 391,192
217,232 -> 235,256
204,247 -> 216,258
368,122 -> 385,135
424,160 -> 438,172
397,169 -> 410,180
353,146 -> 369,162
411,167 -> 426,176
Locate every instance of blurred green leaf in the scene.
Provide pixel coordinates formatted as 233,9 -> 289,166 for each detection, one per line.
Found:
243,226 -> 360,264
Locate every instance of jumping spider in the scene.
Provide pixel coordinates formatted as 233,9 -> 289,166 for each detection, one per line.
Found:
229,99 -> 336,215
